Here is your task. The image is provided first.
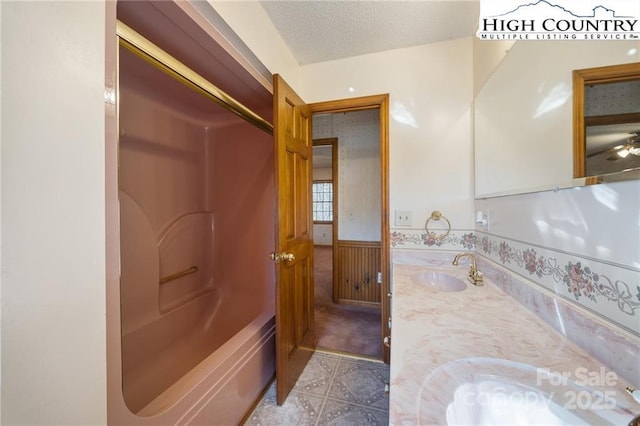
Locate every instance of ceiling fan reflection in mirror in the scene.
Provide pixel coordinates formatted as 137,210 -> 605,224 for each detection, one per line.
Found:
587,132 -> 640,161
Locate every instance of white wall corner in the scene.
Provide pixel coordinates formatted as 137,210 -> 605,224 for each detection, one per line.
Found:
206,0 -> 304,95
472,38 -> 515,96
1,2 -> 107,423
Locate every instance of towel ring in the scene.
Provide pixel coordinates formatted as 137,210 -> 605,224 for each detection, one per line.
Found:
425,211 -> 451,241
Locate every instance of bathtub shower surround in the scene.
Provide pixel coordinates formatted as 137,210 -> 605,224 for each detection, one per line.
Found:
109,3 -> 277,423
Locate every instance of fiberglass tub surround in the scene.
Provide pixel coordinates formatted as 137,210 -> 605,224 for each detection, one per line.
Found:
389,251 -> 639,425
116,38 -> 275,420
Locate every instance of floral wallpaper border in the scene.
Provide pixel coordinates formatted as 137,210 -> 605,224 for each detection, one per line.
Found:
390,228 -> 476,251
475,232 -> 639,335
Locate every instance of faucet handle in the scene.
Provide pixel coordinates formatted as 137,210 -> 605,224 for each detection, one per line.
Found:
469,270 -> 484,286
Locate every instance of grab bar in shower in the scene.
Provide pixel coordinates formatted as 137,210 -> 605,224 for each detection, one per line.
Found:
159,266 -> 198,284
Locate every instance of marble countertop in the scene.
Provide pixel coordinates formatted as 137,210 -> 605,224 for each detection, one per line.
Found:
388,262 -> 639,425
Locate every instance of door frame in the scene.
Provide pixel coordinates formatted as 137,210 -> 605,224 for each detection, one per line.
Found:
309,94 -> 390,363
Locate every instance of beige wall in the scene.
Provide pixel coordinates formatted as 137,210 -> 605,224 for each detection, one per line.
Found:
302,39 -> 475,230
313,110 -> 381,242
1,2 -> 107,424
472,39 -> 514,96
206,0 -> 302,93
207,3 -> 475,231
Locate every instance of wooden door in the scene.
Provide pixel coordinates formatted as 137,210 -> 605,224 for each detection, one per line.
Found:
272,74 -> 315,405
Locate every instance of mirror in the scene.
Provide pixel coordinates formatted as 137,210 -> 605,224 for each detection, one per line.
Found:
573,63 -> 640,179
474,40 -> 640,198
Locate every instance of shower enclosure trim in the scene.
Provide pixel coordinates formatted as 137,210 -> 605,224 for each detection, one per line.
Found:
116,20 -> 273,135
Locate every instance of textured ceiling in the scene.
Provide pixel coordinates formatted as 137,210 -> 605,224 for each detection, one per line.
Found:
260,1 -> 480,65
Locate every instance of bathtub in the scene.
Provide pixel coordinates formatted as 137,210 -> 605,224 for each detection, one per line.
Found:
110,108 -> 275,424
109,2 -> 278,422
109,297 -> 275,425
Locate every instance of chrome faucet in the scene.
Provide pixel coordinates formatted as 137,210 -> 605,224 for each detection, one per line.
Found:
452,252 -> 484,286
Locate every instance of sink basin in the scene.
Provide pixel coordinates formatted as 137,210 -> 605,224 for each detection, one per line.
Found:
418,357 -> 636,425
413,271 -> 467,292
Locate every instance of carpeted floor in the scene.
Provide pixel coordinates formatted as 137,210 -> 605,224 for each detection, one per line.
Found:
314,246 -> 382,359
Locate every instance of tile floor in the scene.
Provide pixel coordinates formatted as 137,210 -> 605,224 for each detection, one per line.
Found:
245,351 -> 390,425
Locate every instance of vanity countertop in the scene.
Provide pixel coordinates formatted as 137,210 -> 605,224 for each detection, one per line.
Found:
388,262 -> 638,425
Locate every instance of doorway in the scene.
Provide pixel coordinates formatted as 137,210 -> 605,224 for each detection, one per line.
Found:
310,96 -> 390,363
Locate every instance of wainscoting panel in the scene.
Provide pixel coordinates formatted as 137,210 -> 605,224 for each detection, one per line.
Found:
335,240 -> 381,305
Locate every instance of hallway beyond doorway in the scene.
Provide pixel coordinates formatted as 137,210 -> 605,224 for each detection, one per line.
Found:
314,246 -> 382,359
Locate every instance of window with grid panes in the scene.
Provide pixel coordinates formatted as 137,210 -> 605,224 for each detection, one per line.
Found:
312,181 -> 333,222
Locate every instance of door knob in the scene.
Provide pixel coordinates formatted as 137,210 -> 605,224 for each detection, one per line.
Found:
383,336 -> 391,348
270,252 -> 295,263
281,252 -> 295,262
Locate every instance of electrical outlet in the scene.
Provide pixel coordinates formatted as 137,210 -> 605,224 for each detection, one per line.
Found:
395,210 -> 412,226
